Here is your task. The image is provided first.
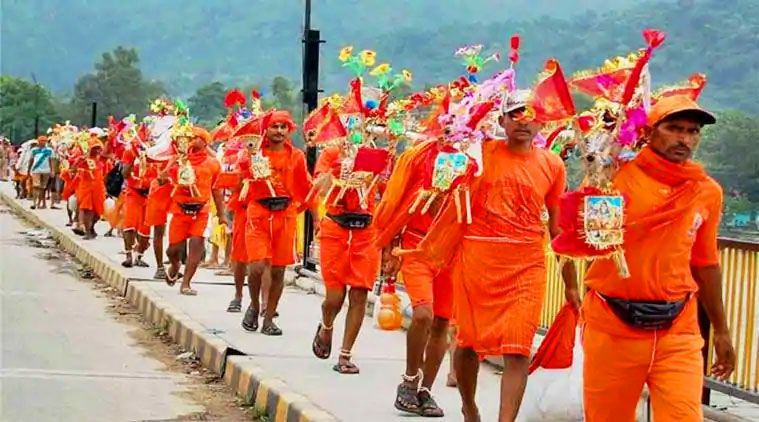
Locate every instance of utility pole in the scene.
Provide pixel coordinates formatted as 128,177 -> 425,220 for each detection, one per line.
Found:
31,73 -> 40,138
91,102 -> 98,128
301,0 -> 324,271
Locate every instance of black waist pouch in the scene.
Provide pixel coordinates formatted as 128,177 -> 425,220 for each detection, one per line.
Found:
257,196 -> 291,211
178,202 -> 205,216
133,187 -> 150,197
328,213 -> 372,230
599,292 -> 690,331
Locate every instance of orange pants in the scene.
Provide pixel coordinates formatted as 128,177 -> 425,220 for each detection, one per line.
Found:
168,211 -> 209,245
245,213 -> 297,266
76,179 -> 106,215
122,190 -> 150,237
453,239 -> 546,358
145,183 -> 172,227
583,294 -> 704,422
400,232 -> 453,319
229,210 -> 249,263
318,218 -> 380,290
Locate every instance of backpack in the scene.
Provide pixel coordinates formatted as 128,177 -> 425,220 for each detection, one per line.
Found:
105,162 -> 125,198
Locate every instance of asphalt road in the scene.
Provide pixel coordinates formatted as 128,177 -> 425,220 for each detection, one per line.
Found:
0,205 -> 203,422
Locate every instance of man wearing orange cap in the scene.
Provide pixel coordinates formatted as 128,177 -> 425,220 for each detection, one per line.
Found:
374,140 -> 455,417
418,90 -> 577,421
120,136 -> 155,268
27,135 -> 54,210
582,95 -> 735,421
241,110 -> 315,335
159,126 -> 226,295
75,137 -> 107,240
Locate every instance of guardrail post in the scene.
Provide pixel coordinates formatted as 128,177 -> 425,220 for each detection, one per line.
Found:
698,301 -> 711,405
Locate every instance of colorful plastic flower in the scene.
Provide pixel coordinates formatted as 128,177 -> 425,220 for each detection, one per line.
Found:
370,63 -> 391,76
339,46 -> 353,62
360,50 -> 377,66
402,69 -> 413,82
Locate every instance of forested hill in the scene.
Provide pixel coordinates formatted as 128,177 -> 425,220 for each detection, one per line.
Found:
3,0 -> 759,112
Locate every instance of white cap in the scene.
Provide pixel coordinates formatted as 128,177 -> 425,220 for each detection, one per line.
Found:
500,89 -> 531,114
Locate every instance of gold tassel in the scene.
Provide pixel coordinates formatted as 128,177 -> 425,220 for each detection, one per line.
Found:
391,247 -> 420,257
239,180 -> 251,201
420,191 -> 438,215
409,190 -> 426,214
613,250 -> 630,279
454,188 -> 463,223
325,184 -> 336,205
365,175 -> 379,197
358,187 -> 367,209
464,187 -> 472,224
265,180 -> 276,197
334,185 -> 348,206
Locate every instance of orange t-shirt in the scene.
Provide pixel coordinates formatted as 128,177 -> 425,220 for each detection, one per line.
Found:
121,148 -> 157,191
169,151 -> 221,212
315,146 -> 379,216
245,143 -> 312,219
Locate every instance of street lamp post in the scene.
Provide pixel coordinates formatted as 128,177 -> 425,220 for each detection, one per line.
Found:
301,0 -> 324,271
31,73 -> 40,138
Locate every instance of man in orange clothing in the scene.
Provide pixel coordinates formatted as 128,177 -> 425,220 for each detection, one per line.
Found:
241,111 -> 315,335
582,95 -> 736,422
375,140 -> 458,417
419,91 -> 578,421
145,169 -> 173,279
120,134 -> 155,267
158,126 -> 226,295
75,137 -> 107,240
311,145 -> 382,374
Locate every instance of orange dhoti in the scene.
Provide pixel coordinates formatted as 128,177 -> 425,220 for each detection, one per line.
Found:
145,182 -> 172,227
60,171 -> 77,201
76,178 -> 106,216
582,294 -> 704,422
318,218 -> 381,290
400,232 -> 453,319
168,210 -> 209,245
230,209 -> 250,263
453,239 -> 546,358
122,189 -> 150,237
245,212 -> 297,266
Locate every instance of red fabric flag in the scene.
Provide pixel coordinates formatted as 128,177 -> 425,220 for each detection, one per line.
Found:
310,109 -> 348,145
528,304 -> 579,373
303,103 -> 331,135
339,78 -> 364,116
529,59 -> 576,123
653,73 -> 707,105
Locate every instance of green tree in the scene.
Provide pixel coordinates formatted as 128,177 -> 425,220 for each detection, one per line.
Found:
697,110 -> 759,203
188,81 -> 228,128
68,46 -> 165,127
0,75 -> 61,144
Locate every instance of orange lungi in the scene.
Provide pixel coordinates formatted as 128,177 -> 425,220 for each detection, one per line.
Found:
145,182 -> 172,227
168,211 -> 209,245
122,188 -> 150,237
230,209 -> 249,263
245,213 -> 297,266
76,177 -> 106,215
318,218 -> 381,290
400,231 -> 453,319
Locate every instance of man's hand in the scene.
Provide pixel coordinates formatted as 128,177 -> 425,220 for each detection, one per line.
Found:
381,247 -> 401,277
564,286 -> 582,310
711,331 -> 736,381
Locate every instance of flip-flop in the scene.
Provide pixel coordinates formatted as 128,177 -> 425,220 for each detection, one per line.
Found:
332,360 -> 360,375
417,389 -> 444,417
180,287 -> 197,296
312,323 -> 332,360
165,267 -> 180,287
226,298 -> 242,313
394,381 -> 421,414
261,323 -> 283,336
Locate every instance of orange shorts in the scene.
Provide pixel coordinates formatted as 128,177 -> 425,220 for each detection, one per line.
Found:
245,213 -> 297,266
230,210 -> 249,263
145,183 -> 172,227
122,190 -> 150,237
400,232 -> 453,319
318,218 -> 380,291
168,211 -> 209,245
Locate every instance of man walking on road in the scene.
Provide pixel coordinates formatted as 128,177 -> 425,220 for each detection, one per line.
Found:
28,135 -> 54,210
582,95 -> 736,421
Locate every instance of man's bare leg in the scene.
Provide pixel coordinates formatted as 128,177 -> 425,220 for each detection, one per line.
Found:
152,225 -> 166,279
498,354 -> 530,422
397,304 -> 435,411
134,234 -> 151,266
165,241 -> 183,284
122,229 -> 137,267
455,347 -> 480,422
334,287 -> 368,373
179,236 -> 205,293
232,261 -> 246,299
314,286 -> 347,359
261,266 -> 285,335
242,261 -> 267,331
447,326 -> 458,387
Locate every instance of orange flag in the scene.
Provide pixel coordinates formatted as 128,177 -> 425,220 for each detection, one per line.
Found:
529,59 -> 576,123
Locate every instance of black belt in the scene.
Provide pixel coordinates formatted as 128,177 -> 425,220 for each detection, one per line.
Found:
257,196 -> 291,211
328,213 -> 372,230
132,187 -> 150,197
178,202 -> 205,216
598,291 -> 690,331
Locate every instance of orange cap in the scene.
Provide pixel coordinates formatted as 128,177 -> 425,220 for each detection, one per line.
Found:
268,110 -> 296,131
192,126 -> 212,143
647,95 -> 716,127
88,138 -> 104,149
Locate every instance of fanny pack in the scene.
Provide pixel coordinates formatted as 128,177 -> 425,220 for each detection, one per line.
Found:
257,196 -> 291,212
328,213 -> 372,230
178,202 -> 205,216
133,187 -> 150,197
598,291 -> 690,331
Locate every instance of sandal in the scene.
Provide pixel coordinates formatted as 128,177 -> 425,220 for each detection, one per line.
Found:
179,287 -> 198,296
227,298 -> 242,313
214,269 -> 234,276
261,322 -> 283,336
134,256 -> 150,268
165,267 -> 180,287
72,227 -> 85,236
394,371 -> 422,414
312,322 -> 332,360
153,267 -> 167,280
121,255 -> 133,268
332,350 -> 360,375
417,388 -> 444,417
242,307 -> 259,332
